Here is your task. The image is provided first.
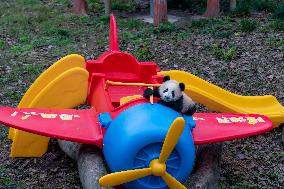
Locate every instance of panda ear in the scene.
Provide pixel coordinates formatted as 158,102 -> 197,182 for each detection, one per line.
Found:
163,76 -> 170,82
179,83 -> 185,91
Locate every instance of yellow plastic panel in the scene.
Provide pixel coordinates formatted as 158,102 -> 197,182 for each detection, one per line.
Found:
28,68 -> 88,108
120,95 -> 142,105
10,67 -> 89,157
9,54 -> 85,140
159,70 -> 284,127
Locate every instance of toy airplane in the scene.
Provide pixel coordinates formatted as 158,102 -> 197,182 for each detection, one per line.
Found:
0,15 -> 276,189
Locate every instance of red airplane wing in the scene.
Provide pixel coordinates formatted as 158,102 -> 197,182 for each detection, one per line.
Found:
192,113 -> 273,144
0,107 -> 103,147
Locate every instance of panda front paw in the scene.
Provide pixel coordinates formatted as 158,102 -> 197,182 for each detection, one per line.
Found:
143,88 -> 154,99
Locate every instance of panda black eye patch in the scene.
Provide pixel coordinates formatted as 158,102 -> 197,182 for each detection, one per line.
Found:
163,88 -> 168,93
172,91 -> 175,98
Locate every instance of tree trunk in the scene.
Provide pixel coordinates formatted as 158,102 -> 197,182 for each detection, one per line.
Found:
73,0 -> 88,16
104,0 -> 112,15
154,0 -> 168,27
230,0 -> 237,11
203,0 -> 220,17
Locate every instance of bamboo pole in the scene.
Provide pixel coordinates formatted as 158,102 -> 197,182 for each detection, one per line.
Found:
105,81 -> 160,104
105,80 -> 161,89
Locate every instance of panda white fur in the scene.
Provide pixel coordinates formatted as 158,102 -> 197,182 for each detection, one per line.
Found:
143,76 -> 196,116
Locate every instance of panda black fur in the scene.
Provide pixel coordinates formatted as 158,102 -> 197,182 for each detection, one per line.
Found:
144,76 -> 196,116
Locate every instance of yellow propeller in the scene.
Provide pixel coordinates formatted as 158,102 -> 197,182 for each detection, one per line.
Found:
99,117 -> 187,189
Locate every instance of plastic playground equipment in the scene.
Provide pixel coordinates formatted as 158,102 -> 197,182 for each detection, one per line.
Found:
160,70 -> 284,127
0,15 -> 283,189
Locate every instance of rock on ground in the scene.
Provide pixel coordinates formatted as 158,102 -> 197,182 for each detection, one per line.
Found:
58,140 -> 222,189
58,140 -> 111,189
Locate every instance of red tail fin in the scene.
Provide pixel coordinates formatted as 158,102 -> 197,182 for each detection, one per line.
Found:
109,15 -> 119,51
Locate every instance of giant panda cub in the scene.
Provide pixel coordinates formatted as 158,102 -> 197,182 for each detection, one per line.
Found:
144,76 -> 197,116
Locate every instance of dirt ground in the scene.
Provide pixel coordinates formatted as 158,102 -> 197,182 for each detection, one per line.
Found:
0,0 -> 283,189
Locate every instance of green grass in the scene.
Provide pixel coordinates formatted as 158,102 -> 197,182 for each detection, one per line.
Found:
0,165 -> 18,187
120,31 -> 135,41
152,22 -> 176,33
230,183 -> 258,189
0,0 -> 102,59
216,69 -> 229,80
221,172 -> 259,189
176,32 -> 192,41
0,64 -> 46,86
0,1 -> 283,189
0,40 -> 6,49
0,176 -> 16,187
96,37 -> 108,47
190,17 -> 234,38
111,0 -> 138,11
254,0 -> 276,12
19,64 -> 46,76
271,151 -> 284,158
191,19 -> 210,28
31,37 -> 57,48
96,15 -> 109,24
269,20 -> 284,31
118,18 -> 145,30
132,40 -> 154,61
268,172 -> 279,181
238,19 -> 258,32
10,44 -> 33,54
3,91 -> 23,101
19,35 -> 30,43
272,3 -> 284,20
266,37 -> 284,48
0,172 -> 24,188
210,45 -> 237,61
89,0 -> 104,13
232,0 -> 277,16
233,0 -> 252,16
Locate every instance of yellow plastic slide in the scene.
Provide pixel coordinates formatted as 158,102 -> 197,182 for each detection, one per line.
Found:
159,70 -> 284,127
8,54 -> 88,157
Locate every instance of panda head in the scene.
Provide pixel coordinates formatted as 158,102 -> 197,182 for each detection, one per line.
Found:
159,76 -> 185,102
